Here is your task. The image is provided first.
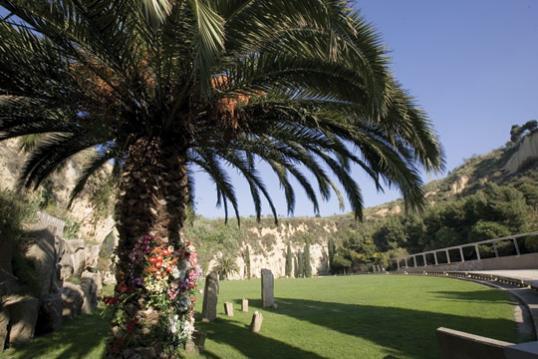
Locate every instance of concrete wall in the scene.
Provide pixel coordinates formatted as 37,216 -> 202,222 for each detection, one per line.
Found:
400,252 -> 538,273
437,327 -> 538,359
437,327 -> 512,359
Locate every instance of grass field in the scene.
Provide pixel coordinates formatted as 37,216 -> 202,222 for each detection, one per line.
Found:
2,275 -> 523,359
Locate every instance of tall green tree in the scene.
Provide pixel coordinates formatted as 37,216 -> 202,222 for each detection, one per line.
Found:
243,246 -> 251,279
303,243 -> 312,277
0,1 -> 442,355
328,238 -> 336,273
372,217 -> 407,252
285,243 -> 293,277
297,251 -> 304,278
293,254 -> 300,279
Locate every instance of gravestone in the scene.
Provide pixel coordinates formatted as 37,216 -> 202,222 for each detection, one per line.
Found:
201,272 -> 219,322
241,298 -> 249,312
224,302 -> 234,317
261,269 -> 275,308
250,311 -> 263,333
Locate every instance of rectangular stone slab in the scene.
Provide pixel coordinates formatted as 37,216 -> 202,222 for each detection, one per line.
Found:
201,272 -> 219,322
261,269 -> 274,308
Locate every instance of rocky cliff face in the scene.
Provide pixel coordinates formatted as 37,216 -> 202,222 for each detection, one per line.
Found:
206,222 -> 336,279
0,140 -> 116,245
504,131 -> 538,174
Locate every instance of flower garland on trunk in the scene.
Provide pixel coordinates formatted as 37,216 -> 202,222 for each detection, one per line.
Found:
105,234 -> 201,357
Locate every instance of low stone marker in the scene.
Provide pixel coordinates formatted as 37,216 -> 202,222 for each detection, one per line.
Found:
261,269 -> 275,308
224,302 -> 234,317
250,311 -> 263,333
202,272 -> 219,322
241,298 -> 249,312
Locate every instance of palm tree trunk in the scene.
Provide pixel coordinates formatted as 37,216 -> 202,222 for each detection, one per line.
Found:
106,137 -> 198,358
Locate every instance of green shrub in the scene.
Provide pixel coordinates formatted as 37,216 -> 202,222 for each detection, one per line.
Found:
64,219 -> 81,240
0,189 -> 37,240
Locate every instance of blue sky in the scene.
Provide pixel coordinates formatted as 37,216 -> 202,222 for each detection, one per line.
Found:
195,0 -> 538,219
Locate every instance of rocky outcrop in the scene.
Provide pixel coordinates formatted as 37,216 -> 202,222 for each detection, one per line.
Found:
59,240 -> 102,278
450,175 -> 470,195
23,225 -> 64,335
3,295 -> 40,347
80,270 -> 102,314
504,131 -> 538,174
37,293 -> 63,334
61,240 -> 87,277
0,310 -> 8,350
61,282 -> 84,319
0,210 -> 106,351
24,227 -> 63,297
0,140 -> 22,191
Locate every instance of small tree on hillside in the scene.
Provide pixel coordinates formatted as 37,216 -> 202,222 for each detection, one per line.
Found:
304,243 -> 312,278
285,243 -> 293,277
332,250 -> 352,275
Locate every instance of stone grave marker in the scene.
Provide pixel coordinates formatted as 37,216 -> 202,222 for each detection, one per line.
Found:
201,272 -> 219,322
261,269 -> 275,308
224,302 -> 234,317
241,298 -> 249,312
250,311 -> 263,333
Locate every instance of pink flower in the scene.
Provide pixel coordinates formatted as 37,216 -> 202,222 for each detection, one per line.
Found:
168,288 -> 178,300
189,252 -> 198,265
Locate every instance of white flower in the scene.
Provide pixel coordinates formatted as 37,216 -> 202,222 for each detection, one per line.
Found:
169,314 -> 180,334
172,267 -> 181,279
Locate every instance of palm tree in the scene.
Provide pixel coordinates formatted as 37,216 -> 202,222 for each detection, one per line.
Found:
0,0 -> 443,356
214,255 -> 239,280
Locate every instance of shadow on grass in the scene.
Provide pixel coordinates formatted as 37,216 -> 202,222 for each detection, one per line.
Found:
4,310 -> 109,359
265,298 -> 518,359
196,316 -> 324,359
429,289 -> 516,304
5,294 -> 517,359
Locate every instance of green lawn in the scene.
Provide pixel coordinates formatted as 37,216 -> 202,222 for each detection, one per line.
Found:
2,275 -> 523,359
